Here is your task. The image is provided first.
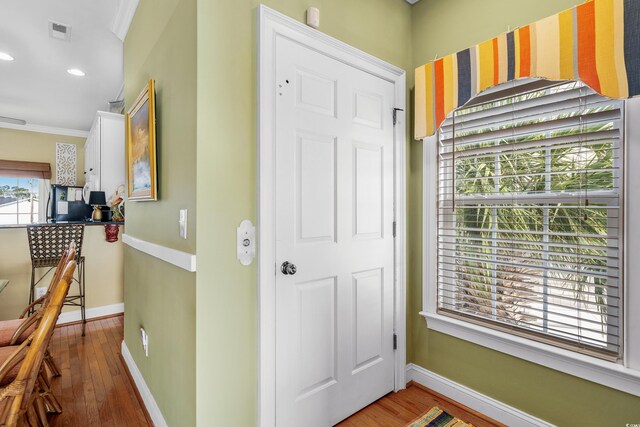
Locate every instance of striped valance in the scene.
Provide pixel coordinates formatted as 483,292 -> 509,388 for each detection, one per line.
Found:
414,0 -> 640,139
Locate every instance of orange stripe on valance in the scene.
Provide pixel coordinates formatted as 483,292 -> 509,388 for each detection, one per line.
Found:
414,0 -> 640,139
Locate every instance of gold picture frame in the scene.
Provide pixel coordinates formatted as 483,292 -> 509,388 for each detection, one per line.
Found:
126,79 -> 157,201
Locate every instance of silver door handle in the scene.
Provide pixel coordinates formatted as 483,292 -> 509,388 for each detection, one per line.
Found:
281,261 -> 297,275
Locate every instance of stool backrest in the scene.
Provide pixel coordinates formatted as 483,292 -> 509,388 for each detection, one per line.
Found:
26,224 -> 85,265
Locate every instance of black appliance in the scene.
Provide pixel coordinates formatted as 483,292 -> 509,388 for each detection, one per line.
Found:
48,185 -> 92,222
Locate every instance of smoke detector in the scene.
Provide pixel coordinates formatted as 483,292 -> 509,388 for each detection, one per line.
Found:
49,20 -> 72,42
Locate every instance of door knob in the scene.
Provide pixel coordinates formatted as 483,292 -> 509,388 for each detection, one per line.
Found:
281,261 -> 297,275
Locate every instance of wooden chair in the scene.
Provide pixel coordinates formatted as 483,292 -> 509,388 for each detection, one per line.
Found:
0,243 -> 76,378
0,259 -> 76,426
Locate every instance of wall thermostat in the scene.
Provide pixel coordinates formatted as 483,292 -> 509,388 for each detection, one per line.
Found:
237,219 -> 256,266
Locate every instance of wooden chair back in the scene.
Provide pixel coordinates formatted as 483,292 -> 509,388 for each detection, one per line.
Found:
0,259 -> 76,426
10,243 -> 76,345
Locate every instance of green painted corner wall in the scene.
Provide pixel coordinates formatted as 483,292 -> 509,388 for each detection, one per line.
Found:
195,1 -> 412,425
411,0 -> 583,69
123,0 -> 197,425
124,0 -> 197,255
408,1 -> 640,426
123,247 -> 196,426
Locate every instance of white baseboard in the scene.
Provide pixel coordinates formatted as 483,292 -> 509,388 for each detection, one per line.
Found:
121,340 -> 168,427
406,363 -> 555,427
57,303 -> 124,325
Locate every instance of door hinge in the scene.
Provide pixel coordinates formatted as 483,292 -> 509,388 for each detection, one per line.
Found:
392,221 -> 397,238
393,333 -> 398,350
393,108 -> 404,126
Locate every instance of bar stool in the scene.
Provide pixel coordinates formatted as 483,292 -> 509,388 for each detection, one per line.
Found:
26,224 -> 87,335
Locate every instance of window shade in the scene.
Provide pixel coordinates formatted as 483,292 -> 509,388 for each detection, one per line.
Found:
0,160 -> 52,179
437,80 -> 623,360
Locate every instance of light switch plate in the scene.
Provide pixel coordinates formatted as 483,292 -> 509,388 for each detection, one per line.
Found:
306,7 -> 320,28
179,209 -> 187,239
237,219 -> 256,266
140,327 -> 149,357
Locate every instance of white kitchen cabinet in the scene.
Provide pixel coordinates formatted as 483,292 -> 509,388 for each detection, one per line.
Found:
83,111 -> 125,201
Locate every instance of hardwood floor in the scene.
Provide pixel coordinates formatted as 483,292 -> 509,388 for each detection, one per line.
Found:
45,316 -> 501,427
47,315 -> 151,427
336,382 -> 505,427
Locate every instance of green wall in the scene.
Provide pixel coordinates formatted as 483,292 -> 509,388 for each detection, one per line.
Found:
408,1 -> 640,426
122,0 -> 640,425
411,0 -> 586,69
123,0 -> 196,425
123,247 -> 196,425
195,1 -> 412,425
124,0 -> 197,254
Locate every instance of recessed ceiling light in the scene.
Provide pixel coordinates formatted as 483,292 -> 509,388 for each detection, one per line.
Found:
67,68 -> 85,77
0,52 -> 14,61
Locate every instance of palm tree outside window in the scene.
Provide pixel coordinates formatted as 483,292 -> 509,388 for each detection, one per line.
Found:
436,80 -> 623,361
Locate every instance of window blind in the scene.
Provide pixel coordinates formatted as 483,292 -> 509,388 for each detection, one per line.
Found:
0,160 -> 52,179
437,80 -> 623,360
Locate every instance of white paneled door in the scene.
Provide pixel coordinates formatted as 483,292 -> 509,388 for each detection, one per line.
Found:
275,36 -> 396,426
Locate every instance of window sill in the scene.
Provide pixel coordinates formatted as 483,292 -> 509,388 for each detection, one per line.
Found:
419,311 -> 640,397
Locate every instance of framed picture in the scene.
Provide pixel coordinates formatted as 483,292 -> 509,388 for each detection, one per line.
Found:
126,79 -> 157,201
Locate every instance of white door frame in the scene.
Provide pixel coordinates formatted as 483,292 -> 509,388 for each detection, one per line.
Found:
257,5 -> 407,426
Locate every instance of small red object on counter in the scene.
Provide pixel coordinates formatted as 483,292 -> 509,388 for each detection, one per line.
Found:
104,224 -> 120,243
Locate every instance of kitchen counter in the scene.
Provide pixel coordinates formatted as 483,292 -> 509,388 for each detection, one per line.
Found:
0,224 -> 124,321
0,220 -> 124,229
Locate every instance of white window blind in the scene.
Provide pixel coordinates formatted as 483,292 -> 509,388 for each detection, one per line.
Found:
437,80 -> 623,360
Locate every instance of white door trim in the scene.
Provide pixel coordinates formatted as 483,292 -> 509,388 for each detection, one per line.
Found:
257,5 -> 407,426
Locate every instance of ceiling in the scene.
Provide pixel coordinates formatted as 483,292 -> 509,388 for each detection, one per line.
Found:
0,0 -> 126,133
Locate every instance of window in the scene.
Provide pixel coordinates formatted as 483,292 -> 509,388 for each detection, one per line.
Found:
0,160 -> 52,226
0,176 -> 41,225
436,81 -> 623,360
422,79 -> 640,396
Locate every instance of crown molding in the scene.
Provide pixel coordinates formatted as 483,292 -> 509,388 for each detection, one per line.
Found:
0,122 -> 89,138
111,0 -> 140,41
115,82 -> 125,102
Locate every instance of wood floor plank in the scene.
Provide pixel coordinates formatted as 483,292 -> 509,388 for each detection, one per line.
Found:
68,323 -> 89,425
337,384 -> 503,427
94,319 -> 134,427
45,315 -> 151,427
80,324 -> 101,426
85,320 -> 114,426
